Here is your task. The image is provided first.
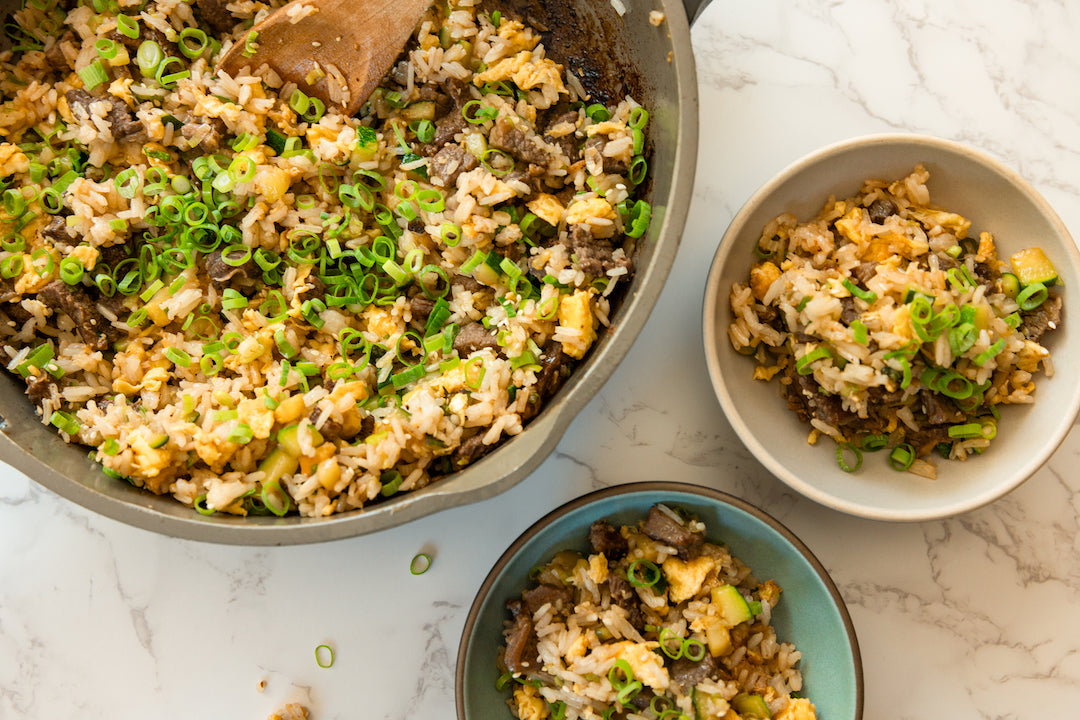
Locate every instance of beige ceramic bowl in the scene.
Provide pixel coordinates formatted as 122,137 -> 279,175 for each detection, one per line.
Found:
702,134 -> 1080,521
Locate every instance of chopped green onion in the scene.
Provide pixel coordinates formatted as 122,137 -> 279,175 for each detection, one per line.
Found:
462,100 -> 498,123
851,319 -> 868,345
841,278 -> 878,304
948,423 -> 984,439
193,494 -> 215,515
94,37 -> 119,60
165,347 -> 192,367
136,40 -> 163,77
178,27 -> 209,59
795,346 -> 831,375
59,257 -> 84,285
315,644 -> 334,668
836,442 -> 862,472
261,480 -> 291,516
585,103 -> 611,122
77,59 -> 108,90
973,338 -> 1007,366
242,30 -> 259,57
116,14 -> 140,39
948,322 -> 978,356
227,423 -> 254,444
49,410 -> 80,436
888,443 -> 916,471
1016,282 -> 1048,311
410,552 -> 432,575
626,558 -> 661,588
861,434 -> 888,451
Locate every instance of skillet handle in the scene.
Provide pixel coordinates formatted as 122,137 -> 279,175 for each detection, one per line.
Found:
680,0 -> 714,25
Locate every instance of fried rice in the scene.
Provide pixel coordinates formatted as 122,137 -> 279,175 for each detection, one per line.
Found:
498,504 -> 814,720
0,0 -> 653,516
728,165 -> 1062,479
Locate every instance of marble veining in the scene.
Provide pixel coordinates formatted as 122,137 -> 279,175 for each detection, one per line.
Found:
3,0 -> 1080,718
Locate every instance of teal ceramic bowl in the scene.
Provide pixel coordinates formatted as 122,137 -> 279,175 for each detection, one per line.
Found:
455,482 -> 863,719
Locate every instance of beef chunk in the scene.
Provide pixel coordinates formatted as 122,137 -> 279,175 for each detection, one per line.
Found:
541,110 -> 580,159
40,216 -> 77,246
850,261 -> 878,287
503,599 -> 539,673
583,136 -> 627,174
784,370 -> 847,429
409,295 -> 435,325
451,431 -> 492,468
65,89 -> 145,143
669,652 -> 717,690
43,30 -> 75,70
567,224 -> 631,279
607,572 -> 645,630
26,374 -> 55,405
520,346 -> 572,422
296,273 -> 326,304
194,0 -> 237,34
839,296 -> 859,325
1,299 -> 33,326
453,321 -> 499,355
204,249 -> 258,289
521,583 -> 572,615
37,280 -> 115,351
905,425 -> 953,457
489,118 -> 549,166
588,519 -> 628,560
180,117 -> 228,153
920,389 -> 964,426
867,198 -> 898,224
310,408 -> 344,443
428,143 -> 478,188
641,505 -> 703,560
1019,293 -> 1063,342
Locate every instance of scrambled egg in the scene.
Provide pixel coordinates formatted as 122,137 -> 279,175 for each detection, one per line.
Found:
906,207 -> 971,238
474,51 -> 568,95
129,430 -> 171,478
0,143 -> 29,174
557,290 -> 597,359
527,193 -> 565,226
513,683 -> 548,720
1015,339 -> 1050,373
565,197 -> 616,225
776,698 -> 817,720
238,398 -> 275,440
662,555 -> 715,604
588,553 -> 609,585
749,261 -> 781,301
362,305 -> 402,339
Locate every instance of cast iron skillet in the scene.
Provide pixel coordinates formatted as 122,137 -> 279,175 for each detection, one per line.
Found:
0,0 -> 711,543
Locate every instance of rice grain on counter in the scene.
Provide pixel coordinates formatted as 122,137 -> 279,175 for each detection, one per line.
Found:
728,165 -> 1062,478
0,0 -> 653,517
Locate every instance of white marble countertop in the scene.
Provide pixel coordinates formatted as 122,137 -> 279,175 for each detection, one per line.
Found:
3,0 -> 1080,718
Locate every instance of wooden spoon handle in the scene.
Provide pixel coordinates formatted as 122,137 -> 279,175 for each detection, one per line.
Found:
217,0 -> 433,116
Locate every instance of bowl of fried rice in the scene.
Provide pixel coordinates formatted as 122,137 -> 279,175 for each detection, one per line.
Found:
0,0 -> 700,541
703,134 -> 1080,521
455,482 -> 863,720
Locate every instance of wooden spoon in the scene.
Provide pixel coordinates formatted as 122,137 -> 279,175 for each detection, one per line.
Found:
217,0 -> 434,116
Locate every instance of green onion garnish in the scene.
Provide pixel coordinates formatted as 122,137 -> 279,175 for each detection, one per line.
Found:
626,558 -> 661,588
795,346 -> 831,375
410,552 -> 431,575
1016,282 -> 1048,311
77,59 -> 108,90
888,443 -> 916,471
836,442 -> 862,472
973,338 -> 1007,366
315,644 -> 334,668
841,278 -> 878,304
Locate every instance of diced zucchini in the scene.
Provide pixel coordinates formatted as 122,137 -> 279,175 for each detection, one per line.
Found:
711,584 -> 754,626
276,423 -> 324,457
999,272 -> 1020,299
401,101 -> 435,121
732,693 -> 771,719
149,434 -> 169,449
257,447 -> 299,486
703,615 -> 732,657
1009,248 -> 1058,287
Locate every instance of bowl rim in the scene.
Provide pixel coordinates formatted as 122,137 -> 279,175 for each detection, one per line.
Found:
701,132 -> 1080,521
454,480 -> 865,720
